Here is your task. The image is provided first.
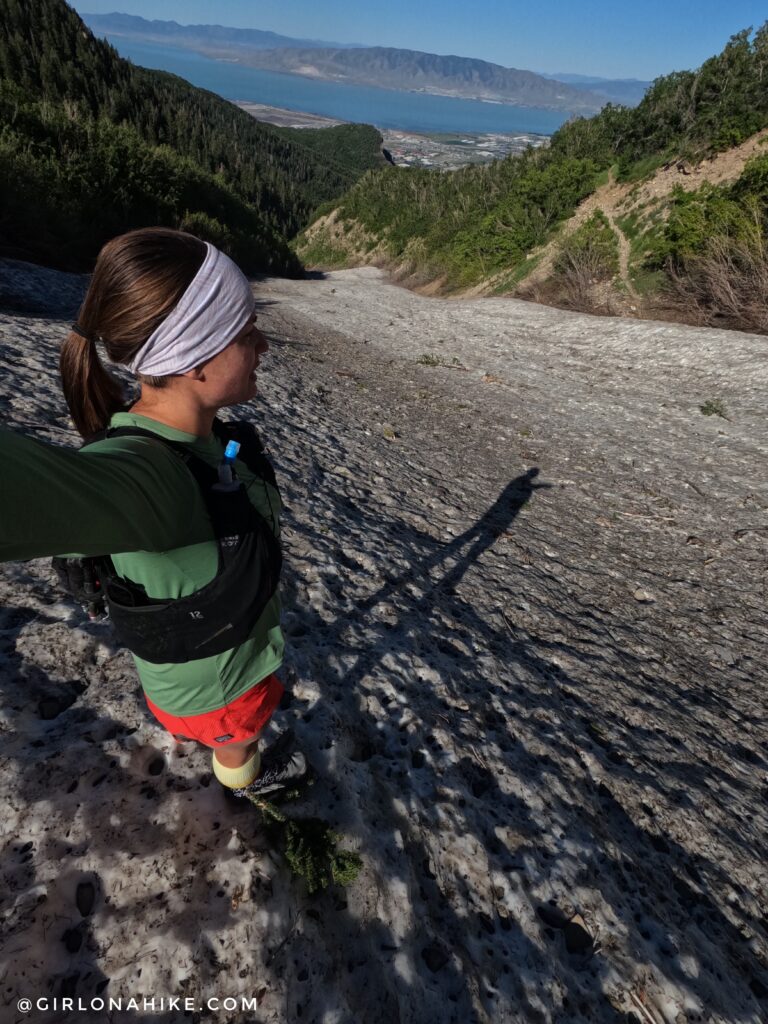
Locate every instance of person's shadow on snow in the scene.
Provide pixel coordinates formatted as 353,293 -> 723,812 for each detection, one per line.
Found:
278,458 -> 768,1022
357,467 -> 550,612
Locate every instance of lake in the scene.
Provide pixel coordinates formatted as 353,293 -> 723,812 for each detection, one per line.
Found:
104,36 -> 569,136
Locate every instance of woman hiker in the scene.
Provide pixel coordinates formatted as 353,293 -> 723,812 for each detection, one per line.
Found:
0,227 -> 306,797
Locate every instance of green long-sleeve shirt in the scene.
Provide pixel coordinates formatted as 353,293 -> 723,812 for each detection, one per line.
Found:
0,413 -> 284,715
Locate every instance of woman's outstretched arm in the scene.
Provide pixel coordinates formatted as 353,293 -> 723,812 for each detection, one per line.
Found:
0,429 -> 210,561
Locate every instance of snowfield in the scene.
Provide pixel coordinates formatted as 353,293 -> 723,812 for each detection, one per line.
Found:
0,260 -> 766,1023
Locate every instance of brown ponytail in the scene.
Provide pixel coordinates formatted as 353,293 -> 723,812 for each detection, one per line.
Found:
59,228 -> 207,437
59,330 -> 126,440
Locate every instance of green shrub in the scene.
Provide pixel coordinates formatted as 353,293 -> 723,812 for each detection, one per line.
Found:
554,211 -> 619,281
700,399 -> 728,417
650,155 -> 768,272
653,156 -> 768,331
240,795 -> 362,894
297,234 -> 351,268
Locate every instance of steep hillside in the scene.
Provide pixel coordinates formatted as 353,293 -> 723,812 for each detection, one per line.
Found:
276,124 -> 390,178
512,128 -> 768,325
298,25 -> 768,333
0,0 -> 384,271
521,131 -> 768,286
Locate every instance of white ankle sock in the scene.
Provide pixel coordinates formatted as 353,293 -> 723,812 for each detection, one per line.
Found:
211,749 -> 261,788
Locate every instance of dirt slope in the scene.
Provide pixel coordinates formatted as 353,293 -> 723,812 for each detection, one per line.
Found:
514,128 -> 768,298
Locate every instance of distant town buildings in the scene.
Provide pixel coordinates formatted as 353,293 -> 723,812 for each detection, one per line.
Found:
236,101 -> 550,171
382,130 -> 549,169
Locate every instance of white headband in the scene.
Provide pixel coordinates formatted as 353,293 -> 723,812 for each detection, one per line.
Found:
127,243 -> 255,377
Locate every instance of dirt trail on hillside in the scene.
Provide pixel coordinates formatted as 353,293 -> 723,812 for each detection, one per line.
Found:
514,128 -> 768,296
603,205 -> 638,301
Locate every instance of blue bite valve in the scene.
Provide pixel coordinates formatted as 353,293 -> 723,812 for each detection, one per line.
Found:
216,439 -> 242,488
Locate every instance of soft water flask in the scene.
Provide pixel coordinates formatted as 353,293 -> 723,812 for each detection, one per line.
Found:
215,440 -> 241,491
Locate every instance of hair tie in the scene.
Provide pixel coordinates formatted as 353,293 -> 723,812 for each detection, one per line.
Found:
71,323 -> 95,343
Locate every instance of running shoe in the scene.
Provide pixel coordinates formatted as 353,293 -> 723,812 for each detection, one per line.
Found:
233,730 -> 308,798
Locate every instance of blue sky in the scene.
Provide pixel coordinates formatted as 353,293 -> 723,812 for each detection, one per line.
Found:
71,1 -> 768,79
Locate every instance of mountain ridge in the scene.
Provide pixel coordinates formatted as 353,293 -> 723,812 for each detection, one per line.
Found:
222,46 -> 605,112
82,12 -> 362,50
83,13 -> 627,112
538,72 -> 651,106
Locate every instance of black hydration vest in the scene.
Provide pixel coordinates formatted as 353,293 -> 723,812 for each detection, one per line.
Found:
57,418 -> 282,665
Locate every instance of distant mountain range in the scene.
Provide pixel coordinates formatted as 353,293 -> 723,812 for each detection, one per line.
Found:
83,13 -> 650,111
215,47 -> 605,112
81,12 -> 362,51
538,73 -> 651,107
